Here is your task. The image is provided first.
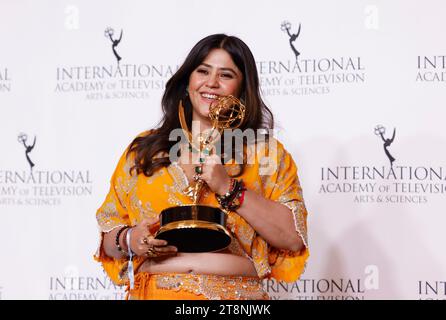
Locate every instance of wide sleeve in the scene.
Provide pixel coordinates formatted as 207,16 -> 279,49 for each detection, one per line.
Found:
257,138 -> 309,283
93,148 -> 134,286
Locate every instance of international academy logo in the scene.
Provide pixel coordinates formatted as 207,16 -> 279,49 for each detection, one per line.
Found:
264,266 -> 379,300
0,67 -> 11,92
281,21 -> 301,62
0,133 -> 92,206
104,27 -> 123,66
319,125 -> 446,204
54,27 -> 178,100
49,267 -> 125,300
18,133 -> 37,171
416,55 -> 446,82
257,21 -> 366,96
374,125 -> 396,167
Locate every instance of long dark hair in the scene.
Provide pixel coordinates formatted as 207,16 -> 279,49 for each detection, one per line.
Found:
128,34 -> 274,176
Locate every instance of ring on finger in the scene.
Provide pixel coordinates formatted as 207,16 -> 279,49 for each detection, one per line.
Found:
146,246 -> 157,258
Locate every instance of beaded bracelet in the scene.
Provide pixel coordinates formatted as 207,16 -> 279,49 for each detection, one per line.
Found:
215,178 -> 237,205
227,185 -> 246,211
227,180 -> 247,211
115,225 -> 130,255
215,179 -> 247,211
217,178 -> 237,199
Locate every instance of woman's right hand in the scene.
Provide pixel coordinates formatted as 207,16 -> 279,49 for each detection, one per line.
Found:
129,217 -> 178,258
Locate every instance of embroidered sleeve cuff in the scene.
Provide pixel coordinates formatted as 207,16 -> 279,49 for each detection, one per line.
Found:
280,200 -> 309,249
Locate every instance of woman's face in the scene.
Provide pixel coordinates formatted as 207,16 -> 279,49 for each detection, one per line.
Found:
188,48 -> 243,124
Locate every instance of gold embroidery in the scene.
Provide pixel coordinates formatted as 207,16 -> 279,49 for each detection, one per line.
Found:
129,191 -> 156,221
167,162 -> 190,191
164,184 -> 185,206
226,236 -> 248,257
281,200 -> 308,248
153,273 -> 269,300
96,201 -> 121,231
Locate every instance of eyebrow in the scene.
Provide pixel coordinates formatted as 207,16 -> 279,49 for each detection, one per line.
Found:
199,63 -> 239,75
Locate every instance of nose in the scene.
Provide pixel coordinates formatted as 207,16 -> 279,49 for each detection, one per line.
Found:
205,72 -> 219,88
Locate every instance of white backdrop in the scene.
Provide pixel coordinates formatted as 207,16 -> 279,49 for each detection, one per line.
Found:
1,0 -> 445,300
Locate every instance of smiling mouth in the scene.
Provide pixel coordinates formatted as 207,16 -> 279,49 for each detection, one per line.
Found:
201,93 -> 219,100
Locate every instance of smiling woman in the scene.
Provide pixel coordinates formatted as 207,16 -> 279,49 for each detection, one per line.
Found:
94,34 -> 310,300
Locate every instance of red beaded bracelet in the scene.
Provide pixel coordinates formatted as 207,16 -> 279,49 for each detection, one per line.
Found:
215,179 -> 246,211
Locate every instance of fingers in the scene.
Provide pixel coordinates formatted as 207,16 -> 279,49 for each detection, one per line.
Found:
139,234 -> 177,258
153,245 -> 178,254
144,237 -> 167,247
145,243 -> 178,258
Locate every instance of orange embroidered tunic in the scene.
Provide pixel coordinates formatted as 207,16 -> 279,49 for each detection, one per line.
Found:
94,131 -> 309,287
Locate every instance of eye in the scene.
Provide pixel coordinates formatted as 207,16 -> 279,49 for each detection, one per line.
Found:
221,73 -> 234,79
196,68 -> 209,75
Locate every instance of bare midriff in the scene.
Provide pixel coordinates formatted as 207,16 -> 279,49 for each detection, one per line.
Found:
137,251 -> 258,277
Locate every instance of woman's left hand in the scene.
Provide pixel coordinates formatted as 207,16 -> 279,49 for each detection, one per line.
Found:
199,154 -> 231,196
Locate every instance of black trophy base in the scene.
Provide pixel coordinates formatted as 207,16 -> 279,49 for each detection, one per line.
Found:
155,205 -> 232,253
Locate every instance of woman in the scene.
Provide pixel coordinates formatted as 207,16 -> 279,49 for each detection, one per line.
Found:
94,34 -> 309,300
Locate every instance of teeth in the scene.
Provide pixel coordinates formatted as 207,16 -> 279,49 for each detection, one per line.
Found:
202,93 -> 218,99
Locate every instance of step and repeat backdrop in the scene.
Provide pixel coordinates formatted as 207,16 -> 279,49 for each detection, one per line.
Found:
1,0 -> 445,300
